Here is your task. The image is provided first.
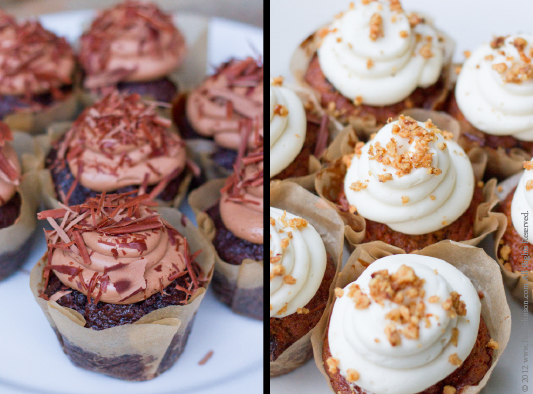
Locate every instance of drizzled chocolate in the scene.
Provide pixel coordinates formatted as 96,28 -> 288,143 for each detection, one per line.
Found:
80,1 -> 186,89
0,122 -> 20,207
38,192 -> 205,305
48,91 -> 186,204
0,10 -> 75,96
219,137 -> 263,244
186,57 -> 263,150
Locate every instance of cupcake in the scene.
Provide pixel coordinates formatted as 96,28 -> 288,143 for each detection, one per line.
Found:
175,57 -> 263,175
315,242 -> 510,394
269,180 -> 344,377
449,35 -> 533,180
0,10 -> 77,133
292,0 -> 453,138
79,1 -> 186,105
0,122 -> 37,280
189,144 -> 263,320
30,192 -> 214,381
316,115 -> 503,252
495,162 -> 533,300
270,76 -> 333,186
42,91 -> 191,207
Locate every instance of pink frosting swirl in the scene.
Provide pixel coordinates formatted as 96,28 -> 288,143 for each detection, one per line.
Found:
80,1 -> 186,89
219,145 -> 263,244
0,122 -> 20,206
50,92 -> 186,201
186,57 -> 264,150
0,10 -> 75,96
39,193 -> 205,304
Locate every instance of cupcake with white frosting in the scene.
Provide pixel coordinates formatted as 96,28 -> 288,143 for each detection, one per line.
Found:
270,77 -> 332,181
294,0 -> 453,135
321,252 -> 502,394
449,35 -> 533,179
316,115 -> 497,252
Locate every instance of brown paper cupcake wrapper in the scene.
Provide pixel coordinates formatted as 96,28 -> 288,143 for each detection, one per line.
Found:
311,241 -> 511,394
269,180 -> 345,377
3,91 -> 79,135
290,27 -> 455,139
494,173 -> 533,301
188,179 -> 263,320
29,207 -> 215,381
30,122 -> 193,210
316,117 -> 505,250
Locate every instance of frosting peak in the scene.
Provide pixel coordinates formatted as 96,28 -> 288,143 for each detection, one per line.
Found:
39,192 -> 205,304
187,57 -> 264,150
80,1 -> 186,88
456,34 -> 533,140
344,116 -> 474,234
51,92 -> 186,203
317,0 -> 449,105
0,13 -> 75,95
328,254 -> 481,394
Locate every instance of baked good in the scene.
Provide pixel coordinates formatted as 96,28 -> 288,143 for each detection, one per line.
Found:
317,115 -> 487,252
322,253 -> 497,394
79,1 -> 186,104
270,77 -> 331,181
449,35 -> 533,179
31,192 -> 214,380
0,10 -> 77,133
44,91 -> 189,206
175,57 -> 263,172
296,0 -> 452,136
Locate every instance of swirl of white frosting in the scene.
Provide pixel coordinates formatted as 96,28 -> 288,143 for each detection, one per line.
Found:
456,35 -> 533,141
270,207 -> 327,318
317,0 -> 449,106
270,79 -> 307,178
329,254 -> 481,394
511,162 -> 533,239
344,117 -> 474,234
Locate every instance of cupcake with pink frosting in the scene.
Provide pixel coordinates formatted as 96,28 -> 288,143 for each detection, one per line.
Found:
79,1 -> 186,104
0,10 -> 78,133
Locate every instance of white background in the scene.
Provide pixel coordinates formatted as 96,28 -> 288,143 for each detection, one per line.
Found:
270,1 -> 532,393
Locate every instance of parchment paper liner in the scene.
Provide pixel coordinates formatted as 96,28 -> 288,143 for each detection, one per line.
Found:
2,91 -> 79,135
188,178 -> 263,320
290,25 -> 455,140
268,180 -> 345,377
78,13 -> 209,118
0,132 -> 40,280
311,241 -> 511,394
29,121 -> 193,210
29,207 -> 215,381
493,172 -> 533,301
316,109 -> 506,250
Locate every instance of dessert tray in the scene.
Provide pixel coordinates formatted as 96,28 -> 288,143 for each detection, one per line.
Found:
0,10 -> 263,394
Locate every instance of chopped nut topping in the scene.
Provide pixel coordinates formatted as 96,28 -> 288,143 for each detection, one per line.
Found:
463,50 -> 471,58
270,217 -> 275,226
500,244 -> 511,261
271,76 -> 284,86
281,238 -> 289,249
355,141 -> 365,157
443,386 -> 457,394
367,59 -> 374,69
284,275 -> 296,284
349,205 -> 357,214
326,357 -> 339,374
297,307 -> 310,314
486,338 -> 499,349
524,161 -> 533,170
277,304 -> 288,315
274,104 -> 289,117
335,287 -> 344,298
430,195 -> 436,201
385,322 -> 402,346
347,283 -> 371,309
428,295 -> 440,303
346,369 -> 360,382
289,217 -> 308,228
350,181 -> 368,191
449,353 -> 462,366
504,63 -> 533,84
419,43 -> 433,59
270,264 -> 285,280
492,63 -> 508,74
389,0 -> 403,12
401,196 -> 409,204
369,12 -> 383,41
485,54 -> 494,61
451,327 -> 459,346
378,173 -> 393,182
438,142 -> 447,150
270,256 -> 281,264
490,36 -> 506,49
399,30 -> 408,38
455,65 -> 462,75
477,181 -> 484,188
408,13 -> 423,28
354,96 -> 363,106
527,180 -> 533,191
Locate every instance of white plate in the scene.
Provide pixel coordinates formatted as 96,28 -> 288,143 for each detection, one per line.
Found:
0,10 -> 263,394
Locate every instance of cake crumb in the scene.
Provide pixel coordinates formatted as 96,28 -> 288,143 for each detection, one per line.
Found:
297,307 -> 310,314
335,287 -> 344,298
500,244 -> 511,261
198,350 -> 214,365
451,327 -> 459,346
326,357 -> 339,374
443,386 -> 457,394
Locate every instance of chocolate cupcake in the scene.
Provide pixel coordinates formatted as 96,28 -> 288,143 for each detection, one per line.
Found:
189,145 -> 263,320
314,242 -> 510,394
0,122 -> 38,280
494,164 -> 533,301
291,0 -> 453,139
41,91 -> 192,207
0,10 -> 78,134
174,57 -> 263,176
270,77 -> 334,188
316,115 -> 504,252
30,192 -> 215,381
448,35 -> 533,180
79,1 -> 186,105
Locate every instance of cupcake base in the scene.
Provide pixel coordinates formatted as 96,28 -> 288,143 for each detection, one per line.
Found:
270,254 -> 335,363
304,54 -> 447,132
322,315 -> 493,394
116,77 -> 178,104
0,192 -> 21,230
